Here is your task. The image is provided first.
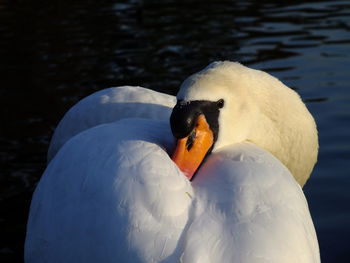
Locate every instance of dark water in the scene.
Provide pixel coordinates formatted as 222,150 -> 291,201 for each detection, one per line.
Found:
1,0 -> 349,262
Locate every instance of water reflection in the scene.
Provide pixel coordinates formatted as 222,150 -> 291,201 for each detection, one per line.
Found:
1,0 -> 350,262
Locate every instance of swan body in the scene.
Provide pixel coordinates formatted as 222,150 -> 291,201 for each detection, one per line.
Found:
25,61 -> 320,262
25,119 -> 319,263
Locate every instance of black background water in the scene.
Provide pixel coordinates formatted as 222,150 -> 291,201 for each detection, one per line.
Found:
1,0 -> 349,262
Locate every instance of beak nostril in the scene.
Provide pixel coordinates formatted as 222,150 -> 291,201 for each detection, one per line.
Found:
186,129 -> 196,151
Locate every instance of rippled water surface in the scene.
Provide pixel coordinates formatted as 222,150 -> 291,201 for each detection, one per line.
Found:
1,1 -> 350,262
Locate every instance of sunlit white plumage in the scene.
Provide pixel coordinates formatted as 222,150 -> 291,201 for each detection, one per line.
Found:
25,61 -> 320,263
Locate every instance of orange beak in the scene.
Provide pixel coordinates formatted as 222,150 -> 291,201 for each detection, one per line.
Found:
171,114 -> 214,180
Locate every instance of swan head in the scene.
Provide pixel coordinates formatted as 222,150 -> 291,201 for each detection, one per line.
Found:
170,99 -> 224,179
170,61 -> 318,186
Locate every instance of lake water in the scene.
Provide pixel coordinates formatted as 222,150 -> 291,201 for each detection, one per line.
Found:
1,0 -> 349,262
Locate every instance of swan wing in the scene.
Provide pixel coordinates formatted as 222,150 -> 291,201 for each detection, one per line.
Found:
26,119 -> 192,263
182,143 -> 320,263
48,86 -> 176,161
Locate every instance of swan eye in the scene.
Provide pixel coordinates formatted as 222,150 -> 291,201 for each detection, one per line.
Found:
186,129 -> 196,150
217,99 -> 224,108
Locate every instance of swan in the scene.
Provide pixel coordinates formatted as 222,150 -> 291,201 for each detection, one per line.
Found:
25,61 -> 320,262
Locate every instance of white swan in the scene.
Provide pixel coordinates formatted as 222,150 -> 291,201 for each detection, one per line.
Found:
25,61 -> 320,263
